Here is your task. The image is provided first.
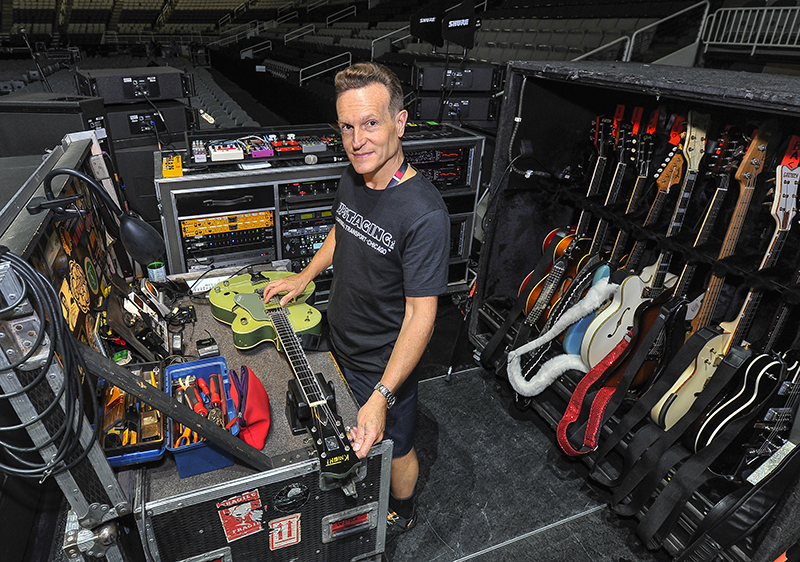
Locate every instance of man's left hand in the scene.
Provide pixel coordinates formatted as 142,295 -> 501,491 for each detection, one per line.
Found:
350,394 -> 387,459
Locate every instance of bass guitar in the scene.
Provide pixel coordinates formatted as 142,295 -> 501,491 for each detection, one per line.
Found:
692,153 -> 800,454
208,271 -> 321,350
651,121 -> 783,429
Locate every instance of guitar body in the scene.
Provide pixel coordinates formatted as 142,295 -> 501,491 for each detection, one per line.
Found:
580,262 -> 677,368
692,353 -> 785,453
522,233 -> 576,314
713,352 -> 800,480
562,263 -> 611,355
209,272 -> 321,350
602,290 -> 672,388
651,328 -> 733,430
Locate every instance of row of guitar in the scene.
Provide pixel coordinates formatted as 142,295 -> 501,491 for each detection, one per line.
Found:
489,111 -> 800,486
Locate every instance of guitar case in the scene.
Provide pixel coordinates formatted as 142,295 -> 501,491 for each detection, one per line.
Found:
468,60 -> 800,562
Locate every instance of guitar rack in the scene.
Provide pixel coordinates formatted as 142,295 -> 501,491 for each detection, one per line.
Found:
469,61 -> 800,562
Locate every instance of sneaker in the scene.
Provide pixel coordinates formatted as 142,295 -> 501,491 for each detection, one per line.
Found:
386,504 -> 417,536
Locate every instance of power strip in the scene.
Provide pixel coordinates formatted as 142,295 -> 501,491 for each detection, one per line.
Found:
188,275 -> 231,295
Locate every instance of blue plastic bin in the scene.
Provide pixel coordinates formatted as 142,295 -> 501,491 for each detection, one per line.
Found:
165,357 -> 240,478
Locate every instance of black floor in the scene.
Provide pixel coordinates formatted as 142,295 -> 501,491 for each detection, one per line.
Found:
388,368 -> 672,562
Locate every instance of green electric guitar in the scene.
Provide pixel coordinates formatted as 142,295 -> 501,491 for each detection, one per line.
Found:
209,271 -> 322,350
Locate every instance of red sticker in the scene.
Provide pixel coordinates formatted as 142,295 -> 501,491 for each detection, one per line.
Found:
631,107 -> 644,136
217,489 -> 265,543
669,115 -> 686,146
270,513 -> 302,551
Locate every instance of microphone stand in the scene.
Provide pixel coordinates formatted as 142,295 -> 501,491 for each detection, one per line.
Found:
19,28 -> 53,93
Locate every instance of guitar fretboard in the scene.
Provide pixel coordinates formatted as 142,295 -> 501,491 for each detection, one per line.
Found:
268,307 -> 327,408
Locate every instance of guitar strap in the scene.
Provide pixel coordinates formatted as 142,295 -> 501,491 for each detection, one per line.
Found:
479,227 -> 569,371
556,330 -> 631,455
589,325 -> 721,487
611,345 -> 751,515
559,299 -> 682,457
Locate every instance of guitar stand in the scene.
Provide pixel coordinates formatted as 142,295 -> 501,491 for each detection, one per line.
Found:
285,373 -> 337,435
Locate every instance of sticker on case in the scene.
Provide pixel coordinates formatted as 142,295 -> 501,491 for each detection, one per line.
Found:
269,513 -> 301,550
217,489 -> 264,543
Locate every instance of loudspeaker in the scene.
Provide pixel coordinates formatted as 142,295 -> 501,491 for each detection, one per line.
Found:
113,144 -> 161,232
106,101 -> 195,149
76,66 -> 194,104
0,92 -> 109,157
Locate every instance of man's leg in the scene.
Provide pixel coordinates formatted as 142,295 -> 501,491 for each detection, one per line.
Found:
391,446 -> 418,498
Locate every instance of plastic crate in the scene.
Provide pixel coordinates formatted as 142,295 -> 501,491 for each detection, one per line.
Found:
165,357 -> 239,478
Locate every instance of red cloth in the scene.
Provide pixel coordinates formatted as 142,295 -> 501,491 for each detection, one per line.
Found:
229,366 -> 271,449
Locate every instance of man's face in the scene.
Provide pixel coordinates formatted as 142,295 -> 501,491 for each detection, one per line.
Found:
336,82 -> 407,181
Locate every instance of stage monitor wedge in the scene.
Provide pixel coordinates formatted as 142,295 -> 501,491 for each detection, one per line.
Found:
410,0 -> 446,47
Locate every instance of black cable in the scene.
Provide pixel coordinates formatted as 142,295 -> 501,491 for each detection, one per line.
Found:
0,250 -> 100,480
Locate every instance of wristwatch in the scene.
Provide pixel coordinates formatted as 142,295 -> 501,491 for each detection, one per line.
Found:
373,382 -> 396,409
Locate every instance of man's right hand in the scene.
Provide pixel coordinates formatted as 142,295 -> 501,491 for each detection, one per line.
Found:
262,273 -> 311,306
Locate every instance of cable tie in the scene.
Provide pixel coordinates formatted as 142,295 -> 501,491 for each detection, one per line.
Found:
514,116 -> 522,123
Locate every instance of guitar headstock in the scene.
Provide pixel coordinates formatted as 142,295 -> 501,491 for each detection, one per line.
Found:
593,116 -> 614,158
615,123 -> 638,167
706,127 -> 745,177
682,111 -> 710,173
636,134 -> 655,178
735,120 -> 780,186
774,164 -> 799,231
654,147 -> 685,193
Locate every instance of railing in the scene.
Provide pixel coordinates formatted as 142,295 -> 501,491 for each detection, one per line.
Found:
208,20 -> 272,48
278,1 -> 299,15
626,0 -> 709,62
307,0 -> 328,14
241,39 -> 272,59
370,25 -> 409,60
299,51 -> 351,85
703,5 -> 800,55
573,35 -> 630,62
105,31 -> 219,46
277,11 -> 299,24
285,23 -> 314,43
327,5 -> 356,27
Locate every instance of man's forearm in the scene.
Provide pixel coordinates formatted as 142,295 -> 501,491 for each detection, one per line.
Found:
379,296 -> 438,394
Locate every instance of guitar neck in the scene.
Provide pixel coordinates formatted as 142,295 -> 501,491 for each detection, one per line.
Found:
626,186 -> 671,272
691,175 -> 759,333
608,172 -> 649,269
269,307 -> 327,407
761,255 -> 800,352
589,161 -> 628,257
575,155 -> 609,239
673,174 -> 730,300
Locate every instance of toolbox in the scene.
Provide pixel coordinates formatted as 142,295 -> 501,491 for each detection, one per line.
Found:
468,61 -> 800,562
165,356 -> 240,478
100,362 -> 167,468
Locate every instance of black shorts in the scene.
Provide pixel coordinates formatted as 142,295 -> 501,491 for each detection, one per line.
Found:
341,366 -> 417,458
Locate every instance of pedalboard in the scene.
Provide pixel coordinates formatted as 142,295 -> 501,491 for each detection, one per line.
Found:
187,130 -> 345,166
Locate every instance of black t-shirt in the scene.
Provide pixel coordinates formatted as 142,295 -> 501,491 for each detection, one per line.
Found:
326,164 -> 450,373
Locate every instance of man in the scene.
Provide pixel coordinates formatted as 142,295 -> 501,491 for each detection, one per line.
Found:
262,62 -> 450,534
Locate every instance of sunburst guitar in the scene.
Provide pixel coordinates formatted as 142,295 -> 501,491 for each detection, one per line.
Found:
209,271 -> 322,350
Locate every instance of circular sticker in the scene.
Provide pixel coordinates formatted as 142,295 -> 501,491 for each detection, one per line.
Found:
273,483 -> 310,513
84,257 -> 99,295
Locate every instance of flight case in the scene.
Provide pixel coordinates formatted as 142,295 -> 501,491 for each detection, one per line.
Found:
468,61 -> 800,562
